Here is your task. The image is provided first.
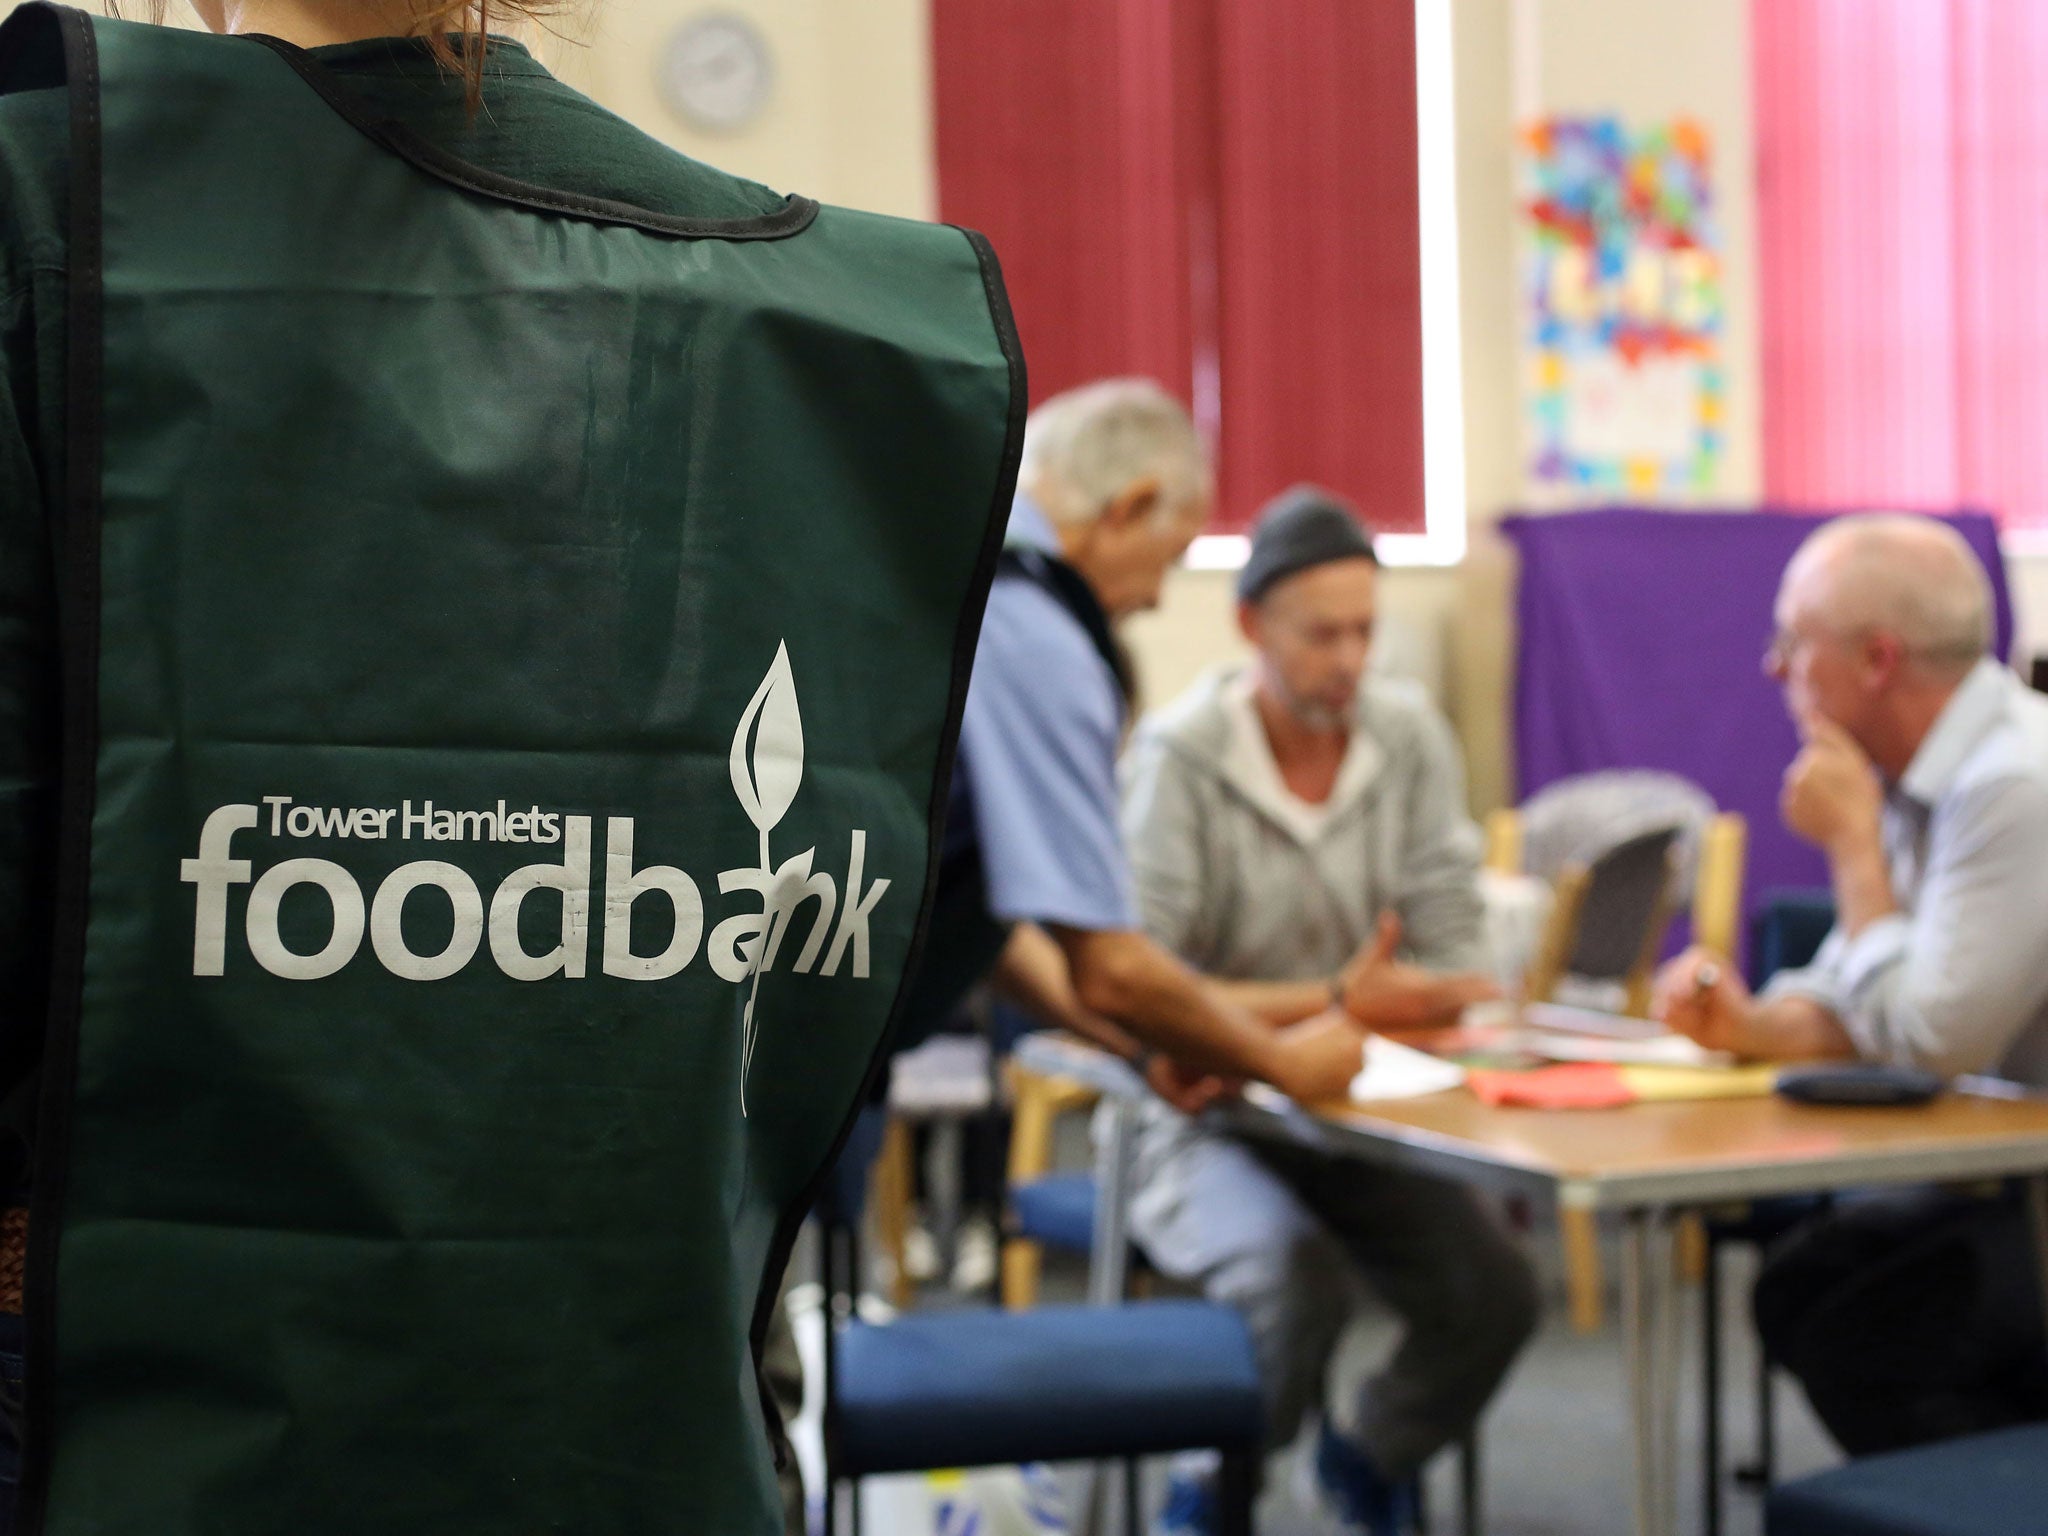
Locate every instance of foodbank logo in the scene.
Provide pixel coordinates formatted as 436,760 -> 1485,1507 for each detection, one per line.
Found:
180,645 -> 886,1098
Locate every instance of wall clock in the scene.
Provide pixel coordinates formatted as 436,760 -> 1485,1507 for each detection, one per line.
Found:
660,12 -> 774,134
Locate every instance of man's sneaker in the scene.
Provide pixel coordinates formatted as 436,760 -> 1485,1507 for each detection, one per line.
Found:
1299,1421 -> 1417,1536
1154,1471 -> 1215,1536
1154,1452 -> 1220,1536
901,1221 -> 940,1284
949,1214 -> 1000,1293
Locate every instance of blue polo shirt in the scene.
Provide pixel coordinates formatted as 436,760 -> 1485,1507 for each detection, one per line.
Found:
951,496 -> 1139,933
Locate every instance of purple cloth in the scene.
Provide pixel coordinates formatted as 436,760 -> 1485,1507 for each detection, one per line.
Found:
1500,509 -> 2015,941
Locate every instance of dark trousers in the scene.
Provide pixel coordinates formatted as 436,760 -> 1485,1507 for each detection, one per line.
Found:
1754,1185 -> 2048,1457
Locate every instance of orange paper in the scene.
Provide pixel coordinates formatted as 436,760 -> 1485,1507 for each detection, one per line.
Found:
1466,1063 -> 1636,1109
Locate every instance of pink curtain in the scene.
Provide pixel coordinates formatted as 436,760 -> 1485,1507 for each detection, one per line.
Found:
1757,0 -> 2048,530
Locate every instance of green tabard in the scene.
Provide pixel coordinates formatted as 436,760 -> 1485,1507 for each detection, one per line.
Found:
0,6 -> 1021,1531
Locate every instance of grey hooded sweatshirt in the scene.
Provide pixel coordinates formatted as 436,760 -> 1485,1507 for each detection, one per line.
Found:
1119,664 -> 1487,982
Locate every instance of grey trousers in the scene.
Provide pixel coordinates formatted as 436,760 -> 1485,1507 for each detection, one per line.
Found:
1127,1112 -> 1540,1476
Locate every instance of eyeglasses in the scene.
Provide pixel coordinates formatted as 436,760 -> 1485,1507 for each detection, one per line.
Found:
1762,622 -> 1847,674
1765,622 -> 1984,676
1762,627 -> 1808,673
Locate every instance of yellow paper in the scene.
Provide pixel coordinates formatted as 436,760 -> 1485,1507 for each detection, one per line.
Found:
1619,1064 -> 1780,1101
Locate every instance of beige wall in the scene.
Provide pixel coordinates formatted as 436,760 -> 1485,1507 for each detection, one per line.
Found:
2,2 -> 935,220
546,0 -> 934,220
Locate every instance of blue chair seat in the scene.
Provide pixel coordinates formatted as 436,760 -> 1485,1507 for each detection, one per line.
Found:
1748,888 -> 1837,991
1766,1423 -> 2048,1535
832,1299 -> 1262,1476
1010,1171 -> 1098,1253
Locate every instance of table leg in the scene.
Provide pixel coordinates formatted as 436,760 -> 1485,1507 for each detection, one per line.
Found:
1702,1227 -> 1721,1536
1458,1430 -> 1482,1536
2028,1174 -> 2048,1349
1621,1208 -> 1677,1536
1622,1210 -> 1652,1536
1657,1210 -> 1683,1536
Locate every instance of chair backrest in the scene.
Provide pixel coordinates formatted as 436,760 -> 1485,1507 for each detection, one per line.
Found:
1519,769 -> 1718,897
1566,826 -> 1681,977
1691,811 -> 1747,959
1495,769 -> 1751,1002
1531,770 -> 1703,876
1522,826 -> 1681,1015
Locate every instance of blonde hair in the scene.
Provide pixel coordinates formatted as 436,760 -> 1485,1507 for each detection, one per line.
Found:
113,3 -> 573,109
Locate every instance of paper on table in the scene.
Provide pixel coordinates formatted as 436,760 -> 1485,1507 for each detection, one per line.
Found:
1532,1033 -> 1733,1068
1620,1064 -> 1780,1101
1350,1035 -> 1469,1103
1520,1001 -> 1665,1041
1467,1063 -> 1636,1109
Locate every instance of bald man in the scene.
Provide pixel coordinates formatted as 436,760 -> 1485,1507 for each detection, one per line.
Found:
1655,513 -> 2048,1456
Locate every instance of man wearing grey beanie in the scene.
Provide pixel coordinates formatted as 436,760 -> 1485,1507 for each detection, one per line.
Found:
1124,485 -> 1537,1536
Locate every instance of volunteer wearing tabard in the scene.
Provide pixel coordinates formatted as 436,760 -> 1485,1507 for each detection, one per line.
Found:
896,382 -> 1369,1110
1655,514 -> 2048,1457
0,4 -> 1023,1533
1117,488 -> 1537,1536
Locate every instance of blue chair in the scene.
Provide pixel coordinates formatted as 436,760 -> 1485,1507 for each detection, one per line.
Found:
1701,889 -> 1837,1535
1765,1421 -> 2048,1534
999,1055 -> 1153,1309
1746,889 -> 1839,994
820,1109 -> 1264,1536
1011,1170 -> 1100,1256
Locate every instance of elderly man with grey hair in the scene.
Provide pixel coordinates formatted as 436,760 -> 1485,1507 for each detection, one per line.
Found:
1655,512 -> 2048,1457
891,380 -> 1371,1148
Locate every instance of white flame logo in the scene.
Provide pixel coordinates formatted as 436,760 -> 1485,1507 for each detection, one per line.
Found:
730,642 -> 803,1110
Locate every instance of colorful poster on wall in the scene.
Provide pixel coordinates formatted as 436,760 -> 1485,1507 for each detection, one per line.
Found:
1521,116 -> 1723,497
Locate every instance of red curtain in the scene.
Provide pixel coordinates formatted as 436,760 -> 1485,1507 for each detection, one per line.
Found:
1212,2 -> 1425,533
933,1 -> 1425,534
930,0 -> 1204,409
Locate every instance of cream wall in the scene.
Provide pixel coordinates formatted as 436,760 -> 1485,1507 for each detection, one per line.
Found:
544,0 -> 934,221
0,1 -> 935,221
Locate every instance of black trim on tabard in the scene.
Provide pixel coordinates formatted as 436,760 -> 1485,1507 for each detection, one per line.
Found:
9,4 -> 103,1530
745,224 -> 1028,1472
242,32 -> 818,241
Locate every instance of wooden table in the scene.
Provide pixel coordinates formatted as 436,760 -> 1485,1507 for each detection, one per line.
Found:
1013,1033 -> 2048,1536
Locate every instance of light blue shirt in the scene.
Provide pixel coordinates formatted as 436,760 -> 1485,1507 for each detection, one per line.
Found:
952,496 -> 1138,932
1765,659 -> 2048,1084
